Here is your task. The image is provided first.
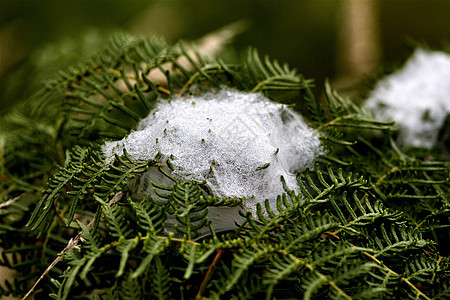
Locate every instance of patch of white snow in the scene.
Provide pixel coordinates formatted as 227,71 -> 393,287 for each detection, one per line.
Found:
102,88 -> 325,216
364,49 -> 450,148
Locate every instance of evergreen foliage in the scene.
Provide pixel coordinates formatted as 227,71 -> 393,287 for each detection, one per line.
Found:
0,34 -> 449,299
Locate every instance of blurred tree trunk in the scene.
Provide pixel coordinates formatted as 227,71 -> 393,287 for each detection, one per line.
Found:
335,0 -> 381,90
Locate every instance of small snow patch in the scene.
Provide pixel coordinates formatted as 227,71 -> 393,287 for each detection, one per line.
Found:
102,88 -> 325,215
364,49 -> 450,148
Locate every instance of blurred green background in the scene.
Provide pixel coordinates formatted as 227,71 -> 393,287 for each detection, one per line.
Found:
1,0 -> 450,112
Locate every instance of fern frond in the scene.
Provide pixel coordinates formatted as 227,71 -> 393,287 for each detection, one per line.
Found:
128,196 -> 166,235
170,181 -> 210,240
246,47 -> 312,93
27,145 -> 88,231
27,146 -> 153,233
225,241 -> 280,291
131,234 -> 169,279
58,251 -> 86,300
262,253 -> 305,299
148,256 -> 172,300
119,276 -> 141,300
115,236 -> 139,277
181,242 -> 208,280
321,81 -> 395,131
371,223 -> 431,257
95,195 -> 131,238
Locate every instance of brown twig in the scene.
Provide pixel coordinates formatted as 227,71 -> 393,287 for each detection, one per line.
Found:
21,191 -> 123,300
0,195 -> 21,210
196,249 -> 225,299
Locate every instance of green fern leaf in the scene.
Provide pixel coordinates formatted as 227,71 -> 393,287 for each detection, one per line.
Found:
148,256 -> 172,300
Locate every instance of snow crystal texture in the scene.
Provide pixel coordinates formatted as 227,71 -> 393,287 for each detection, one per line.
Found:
364,49 -> 450,148
103,88 -> 325,215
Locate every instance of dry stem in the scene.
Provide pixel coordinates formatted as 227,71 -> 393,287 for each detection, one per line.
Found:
21,191 -> 123,300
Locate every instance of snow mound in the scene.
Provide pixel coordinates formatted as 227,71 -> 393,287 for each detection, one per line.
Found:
102,88 -> 325,215
364,49 -> 450,148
